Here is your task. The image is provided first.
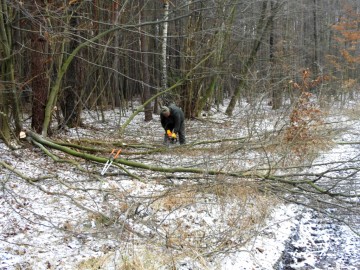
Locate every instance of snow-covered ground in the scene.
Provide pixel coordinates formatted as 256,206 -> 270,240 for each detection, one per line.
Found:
279,209 -> 360,270
219,105 -> 360,270
1,101 -> 359,269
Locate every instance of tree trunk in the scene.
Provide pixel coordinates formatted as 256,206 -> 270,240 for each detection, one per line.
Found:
270,1 -> 282,110
180,0 -> 203,118
31,34 -> 49,133
0,83 -> 11,144
312,0 -> 319,75
140,2 -> 153,122
196,3 -> 236,116
225,1 -> 281,116
161,1 -> 169,92
0,1 -> 22,140
61,6 -> 81,128
112,29 -> 122,108
111,1 -> 126,109
31,1 -> 50,134
41,17 -> 130,136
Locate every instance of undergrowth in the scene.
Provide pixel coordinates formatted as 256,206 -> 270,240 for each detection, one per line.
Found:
284,69 -> 332,162
75,179 -> 279,269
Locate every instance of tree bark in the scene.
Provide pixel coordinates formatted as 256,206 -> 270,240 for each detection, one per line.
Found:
312,0 -> 319,75
112,1 -> 122,108
0,1 -> 22,141
0,88 -> 11,144
61,5 -> 81,128
31,1 -> 50,134
140,1 -> 153,122
225,1 -> 281,116
161,1 -> 169,92
26,129 -> 246,177
270,1 -> 282,110
180,0 -> 204,118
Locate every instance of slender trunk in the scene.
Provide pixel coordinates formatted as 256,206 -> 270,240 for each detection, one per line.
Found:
140,1 -> 153,121
225,1 -> 281,116
152,1 -> 160,114
196,25 -> 224,115
270,1 -> 282,110
0,0 -> 22,139
42,21 -> 129,136
31,34 -> 49,133
113,31 -> 121,108
62,6 -> 81,128
161,1 -> 169,91
312,0 -> 319,75
197,3 -> 236,115
197,79 -> 216,115
112,2 -> 121,108
180,0 -> 203,118
31,1 -> 50,134
0,83 -> 11,144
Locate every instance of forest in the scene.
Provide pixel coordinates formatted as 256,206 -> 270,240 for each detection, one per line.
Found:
0,0 -> 360,269
0,0 -> 359,140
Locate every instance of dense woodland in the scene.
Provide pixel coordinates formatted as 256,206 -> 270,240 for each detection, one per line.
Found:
0,0 -> 359,143
1,1 -> 360,268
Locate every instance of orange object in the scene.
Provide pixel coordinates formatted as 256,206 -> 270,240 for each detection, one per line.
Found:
101,149 -> 122,175
114,149 -> 121,158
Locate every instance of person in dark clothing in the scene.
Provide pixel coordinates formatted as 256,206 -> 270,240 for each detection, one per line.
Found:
160,104 -> 186,144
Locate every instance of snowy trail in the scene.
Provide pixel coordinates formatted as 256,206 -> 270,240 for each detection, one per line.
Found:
278,209 -> 360,270
277,118 -> 360,270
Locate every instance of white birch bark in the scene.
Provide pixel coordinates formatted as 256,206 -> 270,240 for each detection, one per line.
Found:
161,1 -> 169,90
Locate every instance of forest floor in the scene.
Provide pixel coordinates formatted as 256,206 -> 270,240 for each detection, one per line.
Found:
0,100 -> 360,269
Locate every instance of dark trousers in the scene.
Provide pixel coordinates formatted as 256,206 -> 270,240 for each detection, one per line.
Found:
178,121 -> 186,144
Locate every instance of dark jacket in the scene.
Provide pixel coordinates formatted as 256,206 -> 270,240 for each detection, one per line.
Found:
160,104 -> 184,133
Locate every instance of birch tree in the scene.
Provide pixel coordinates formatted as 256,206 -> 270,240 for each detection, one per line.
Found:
161,0 -> 170,92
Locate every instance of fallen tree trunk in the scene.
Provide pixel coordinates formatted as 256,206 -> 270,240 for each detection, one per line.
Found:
25,129 -> 246,177
24,129 -> 360,202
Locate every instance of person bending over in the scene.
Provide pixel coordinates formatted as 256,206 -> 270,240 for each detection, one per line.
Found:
160,104 -> 186,145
